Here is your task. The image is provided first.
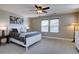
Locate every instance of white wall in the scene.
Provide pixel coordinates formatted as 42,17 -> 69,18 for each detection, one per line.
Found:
0,10 -> 22,27
0,9 -> 29,36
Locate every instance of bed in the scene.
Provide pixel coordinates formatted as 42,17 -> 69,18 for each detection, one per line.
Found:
9,29 -> 42,48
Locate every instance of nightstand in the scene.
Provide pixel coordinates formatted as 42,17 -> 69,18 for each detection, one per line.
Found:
0,26 -> 10,45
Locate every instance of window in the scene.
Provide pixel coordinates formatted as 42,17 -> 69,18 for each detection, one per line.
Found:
41,20 -> 48,32
50,19 -> 59,32
41,19 -> 59,33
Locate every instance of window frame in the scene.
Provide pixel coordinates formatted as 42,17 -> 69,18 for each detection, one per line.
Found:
49,19 -> 59,33
41,18 -> 59,33
41,20 -> 49,32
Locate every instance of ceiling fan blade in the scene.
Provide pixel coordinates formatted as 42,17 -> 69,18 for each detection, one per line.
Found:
43,11 -> 47,13
35,5 -> 38,8
43,7 -> 50,10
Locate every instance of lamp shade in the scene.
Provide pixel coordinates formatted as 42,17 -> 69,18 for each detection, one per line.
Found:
27,26 -> 30,29
0,26 -> 7,31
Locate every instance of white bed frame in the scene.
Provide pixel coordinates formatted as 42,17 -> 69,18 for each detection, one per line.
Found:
8,25 -> 42,53
26,34 -> 41,47
10,33 -> 42,48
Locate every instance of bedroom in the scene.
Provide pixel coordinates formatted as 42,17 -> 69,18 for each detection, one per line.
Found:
0,4 -> 79,54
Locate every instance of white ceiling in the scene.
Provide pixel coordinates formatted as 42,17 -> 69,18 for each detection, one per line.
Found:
0,4 -> 79,17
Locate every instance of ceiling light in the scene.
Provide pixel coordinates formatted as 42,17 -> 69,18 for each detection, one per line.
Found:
37,10 -> 42,14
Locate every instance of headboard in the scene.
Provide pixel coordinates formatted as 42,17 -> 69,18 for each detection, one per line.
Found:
8,24 -> 27,34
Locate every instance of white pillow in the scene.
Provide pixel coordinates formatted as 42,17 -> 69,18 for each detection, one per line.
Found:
20,25 -> 27,33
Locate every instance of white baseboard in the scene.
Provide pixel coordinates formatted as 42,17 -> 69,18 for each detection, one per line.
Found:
42,36 -> 73,41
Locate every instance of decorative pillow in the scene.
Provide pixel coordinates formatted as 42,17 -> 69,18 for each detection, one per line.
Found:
20,25 -> 27,33
11,29 -> 18,33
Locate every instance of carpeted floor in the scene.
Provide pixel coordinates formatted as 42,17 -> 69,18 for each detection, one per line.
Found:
0,43 -> 26,54
0,38 -> 78,54
28,38 -> 79,54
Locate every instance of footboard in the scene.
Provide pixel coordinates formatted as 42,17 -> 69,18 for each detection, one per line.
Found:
26,34 -> 42,47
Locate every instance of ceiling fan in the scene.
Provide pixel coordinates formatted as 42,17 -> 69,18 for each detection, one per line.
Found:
34,5 -> 50,14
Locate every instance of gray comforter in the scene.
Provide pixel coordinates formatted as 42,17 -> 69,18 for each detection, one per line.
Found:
10,31 -> 41,44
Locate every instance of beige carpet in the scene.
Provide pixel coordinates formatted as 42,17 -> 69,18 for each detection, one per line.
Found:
28,38 -> 79,54
0,43 -> 26,54
0,38 -> 78,54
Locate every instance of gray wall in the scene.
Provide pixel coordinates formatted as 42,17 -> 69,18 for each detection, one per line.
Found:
0,9 -> 22,27
29,14 -> 76,40
0,9 -> 28,36
0,9 -> 29,27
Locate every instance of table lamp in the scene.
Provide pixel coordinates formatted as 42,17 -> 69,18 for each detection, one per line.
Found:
71,23 -> 78,42
0,26 -> 7,36
26,26 -> 30,32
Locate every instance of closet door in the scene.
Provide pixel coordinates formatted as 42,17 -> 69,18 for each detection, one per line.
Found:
75,31 -> 79,50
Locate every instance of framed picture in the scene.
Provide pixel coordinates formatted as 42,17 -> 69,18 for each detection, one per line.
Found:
10,16 -> 24,24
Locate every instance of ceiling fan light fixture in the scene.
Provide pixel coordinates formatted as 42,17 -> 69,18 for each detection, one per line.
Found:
34,5 -> 50,14
37,10 -> 42,14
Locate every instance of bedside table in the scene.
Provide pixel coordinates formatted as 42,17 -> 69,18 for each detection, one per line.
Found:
0,35 -> 9,45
